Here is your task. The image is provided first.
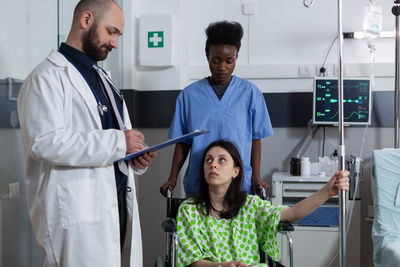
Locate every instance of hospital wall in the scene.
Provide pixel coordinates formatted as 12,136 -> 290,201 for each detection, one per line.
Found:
0,0 -> 397,266
123,0 -> 395,92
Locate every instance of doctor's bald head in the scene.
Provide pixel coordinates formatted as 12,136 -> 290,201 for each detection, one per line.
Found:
73,0 -> 120,23
67,0 -> 124,61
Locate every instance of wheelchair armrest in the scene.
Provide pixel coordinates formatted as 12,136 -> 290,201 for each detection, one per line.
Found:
162,218 -> 177,233
278,222 -> 294,232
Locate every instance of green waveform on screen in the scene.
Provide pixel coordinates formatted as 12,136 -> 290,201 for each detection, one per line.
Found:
319,99 -> 360,104
326,111 -> 366,120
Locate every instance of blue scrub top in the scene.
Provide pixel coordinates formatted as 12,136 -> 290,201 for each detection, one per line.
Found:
168,75 -> 273,197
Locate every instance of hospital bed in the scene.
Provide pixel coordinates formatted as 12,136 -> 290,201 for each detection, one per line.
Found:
372,149 -> 400,267
153,190 -> 294,267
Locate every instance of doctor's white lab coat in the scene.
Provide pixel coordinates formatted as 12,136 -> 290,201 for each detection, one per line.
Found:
17,50 -> 143,267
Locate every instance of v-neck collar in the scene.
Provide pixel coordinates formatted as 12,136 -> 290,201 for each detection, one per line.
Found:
204,75 -> 236,106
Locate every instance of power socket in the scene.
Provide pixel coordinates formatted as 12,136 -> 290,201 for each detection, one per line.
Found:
9,182 -> 20,199
298,64 -> 315,77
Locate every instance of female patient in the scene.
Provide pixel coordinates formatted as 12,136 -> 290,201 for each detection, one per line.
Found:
176,140 -> 349,267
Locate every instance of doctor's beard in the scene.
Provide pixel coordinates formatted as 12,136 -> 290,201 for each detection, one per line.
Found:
82,22 -> 112,62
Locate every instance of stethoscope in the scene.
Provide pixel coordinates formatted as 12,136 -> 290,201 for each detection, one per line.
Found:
92,87 -> 108,117
94,68 -> 124,117
98,67 -> 124,102
97,102 -> 108,116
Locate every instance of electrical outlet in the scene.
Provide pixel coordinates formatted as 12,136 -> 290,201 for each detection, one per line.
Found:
298,64 -> 314,77
9,182 -> 20,199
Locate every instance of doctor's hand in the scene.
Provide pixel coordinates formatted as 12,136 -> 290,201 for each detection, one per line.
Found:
132,151 -> 157,170
325,170 -> 350,197
124,130 -> 146,155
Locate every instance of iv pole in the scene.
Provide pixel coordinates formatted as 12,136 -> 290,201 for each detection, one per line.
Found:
337,0 -> 346,266
393,0 -> 400,149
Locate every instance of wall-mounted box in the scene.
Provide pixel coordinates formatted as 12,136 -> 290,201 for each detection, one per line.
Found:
139,14 -> 174,67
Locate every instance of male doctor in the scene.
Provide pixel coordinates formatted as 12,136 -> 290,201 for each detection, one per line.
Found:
17,0 -> 156,266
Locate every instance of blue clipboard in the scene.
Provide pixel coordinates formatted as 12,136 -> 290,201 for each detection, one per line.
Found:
118,129 -> 209,161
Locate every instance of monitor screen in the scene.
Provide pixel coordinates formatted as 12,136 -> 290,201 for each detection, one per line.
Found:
313,78 -> 371,125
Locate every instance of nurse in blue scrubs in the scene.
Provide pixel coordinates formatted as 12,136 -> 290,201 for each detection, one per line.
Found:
160,20 -> 273,197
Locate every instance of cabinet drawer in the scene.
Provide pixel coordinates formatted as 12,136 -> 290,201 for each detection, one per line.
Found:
282,182 -> 328,198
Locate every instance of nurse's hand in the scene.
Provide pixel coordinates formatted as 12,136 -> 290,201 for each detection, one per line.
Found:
160,178 -> 177,197
132,151 -> 157,169
251,176 -> 270,196
124,130 -> 146,154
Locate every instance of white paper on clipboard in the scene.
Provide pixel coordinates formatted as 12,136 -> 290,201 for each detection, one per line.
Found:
117,129 -> 210,161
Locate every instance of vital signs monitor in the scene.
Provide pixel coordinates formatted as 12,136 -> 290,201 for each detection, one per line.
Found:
313,78 -> 371,125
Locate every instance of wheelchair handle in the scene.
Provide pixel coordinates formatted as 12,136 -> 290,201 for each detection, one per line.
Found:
167,189 -> 173,218
260,187 -> 267,200
167,188 -> 172,198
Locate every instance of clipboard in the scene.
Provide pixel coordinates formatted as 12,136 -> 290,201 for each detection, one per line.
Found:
118,129 -> 209,161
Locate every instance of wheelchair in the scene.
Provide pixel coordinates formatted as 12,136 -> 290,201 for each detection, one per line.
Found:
153,189 -> 294,267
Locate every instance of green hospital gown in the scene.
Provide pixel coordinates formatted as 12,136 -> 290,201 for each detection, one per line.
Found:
176,195 -> 284,267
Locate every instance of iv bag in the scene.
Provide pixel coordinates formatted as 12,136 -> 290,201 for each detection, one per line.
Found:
363,2 -> 382,39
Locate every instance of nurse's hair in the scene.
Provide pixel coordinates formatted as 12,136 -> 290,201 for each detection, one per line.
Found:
73,0 -> 120,22
192,140 -> 247,220
205,21 -> 244,58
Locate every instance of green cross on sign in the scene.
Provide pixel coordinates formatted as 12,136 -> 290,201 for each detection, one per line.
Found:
148,31 -> 164,48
